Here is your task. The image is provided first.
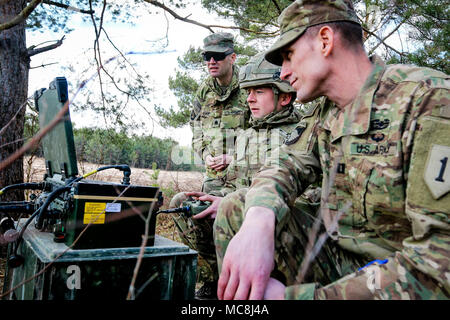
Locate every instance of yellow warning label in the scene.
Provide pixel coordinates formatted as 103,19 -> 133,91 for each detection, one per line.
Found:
83,202 -> 106,224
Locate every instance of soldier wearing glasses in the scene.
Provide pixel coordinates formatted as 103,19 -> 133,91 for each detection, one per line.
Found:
176,33 -> 249,299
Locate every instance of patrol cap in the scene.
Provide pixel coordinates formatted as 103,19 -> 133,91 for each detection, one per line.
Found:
203,32 -> 235,53
239,52 -> 296,94
265,0 -> 360,65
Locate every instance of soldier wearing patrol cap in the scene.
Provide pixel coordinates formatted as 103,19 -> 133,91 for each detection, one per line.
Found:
214,0 -> 450,300
191,32 -> 250,194
172,32 -> 249,299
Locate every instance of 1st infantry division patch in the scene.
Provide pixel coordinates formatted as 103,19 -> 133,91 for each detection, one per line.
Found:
424,144 -> 450,199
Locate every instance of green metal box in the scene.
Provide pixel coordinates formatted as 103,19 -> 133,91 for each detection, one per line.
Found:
3,220 -> 197,300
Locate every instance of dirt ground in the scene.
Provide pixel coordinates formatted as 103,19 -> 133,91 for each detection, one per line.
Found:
0,157 -> 206,296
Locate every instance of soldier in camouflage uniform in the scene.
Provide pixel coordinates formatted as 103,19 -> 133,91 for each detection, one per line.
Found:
191,32 -> 250,194
215,0 -> 450,300
169,33 -> 248,298
170,52 -> 312,298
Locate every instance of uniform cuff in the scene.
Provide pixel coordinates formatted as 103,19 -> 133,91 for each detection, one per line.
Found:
244,193 -> 290,222
284,283 -> 317,300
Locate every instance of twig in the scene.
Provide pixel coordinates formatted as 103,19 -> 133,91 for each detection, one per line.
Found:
126,192 -> 159,300
0,99 -> 29,137
363,26 -> 406,57
270,0 -> 281,14
27,35 -> 65,57
144,0 -> 278,35
41,0 -> 94,14
0,0 -> 43,31
0,100 -> 69,172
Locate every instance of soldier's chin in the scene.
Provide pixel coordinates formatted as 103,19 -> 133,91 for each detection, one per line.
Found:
296,90 -> 318,104
209,70 -> 220,77
251,110 -> 263,118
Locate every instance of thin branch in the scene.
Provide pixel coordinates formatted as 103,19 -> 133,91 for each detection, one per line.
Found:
27,35 -> 65,57
368,17 -> 407,55
0,0 -> 43,31
0,99 -> 69,172
363,26 -> 406,57
29,61 -> 58,69
144,0 -> 278,35
0,100 -> 29,137
270,0 -> 281,14
41,0 -> 94,14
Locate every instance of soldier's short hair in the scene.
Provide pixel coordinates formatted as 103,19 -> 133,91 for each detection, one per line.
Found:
304,20 -> 364,51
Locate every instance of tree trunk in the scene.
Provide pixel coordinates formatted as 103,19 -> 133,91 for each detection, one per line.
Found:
0,0 -> 29,202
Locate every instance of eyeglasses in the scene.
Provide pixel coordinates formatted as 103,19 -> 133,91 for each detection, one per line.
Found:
202,51 -> 233,62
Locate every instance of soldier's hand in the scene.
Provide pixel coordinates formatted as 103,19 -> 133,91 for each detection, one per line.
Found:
263,278 -> 285,300
205,154 -> 216,168
184,191 -> 207,199
209,154 -> 232,171
217,206 -> 275,300
192,194 -> 223,219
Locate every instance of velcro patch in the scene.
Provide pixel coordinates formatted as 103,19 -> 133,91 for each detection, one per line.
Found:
424,144 -> 450,199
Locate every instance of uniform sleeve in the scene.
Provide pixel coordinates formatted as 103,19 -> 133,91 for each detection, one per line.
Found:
244,104 -> 323,222
285,85 -> 450,300
190,92 -> 209,161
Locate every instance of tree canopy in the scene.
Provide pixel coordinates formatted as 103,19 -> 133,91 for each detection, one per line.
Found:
155,0 -> 449,128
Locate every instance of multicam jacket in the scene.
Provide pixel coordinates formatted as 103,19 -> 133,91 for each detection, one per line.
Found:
190,66 -> 250,180
211,105 -> 303,197
244,56 -> 450,299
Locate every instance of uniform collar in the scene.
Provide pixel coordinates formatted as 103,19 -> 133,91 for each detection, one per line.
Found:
249,104 -> 301,129
322,55 -> 386,143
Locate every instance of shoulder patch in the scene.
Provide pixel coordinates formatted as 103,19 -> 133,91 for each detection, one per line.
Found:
424,144 -> 450,199
285,126 -> 306,145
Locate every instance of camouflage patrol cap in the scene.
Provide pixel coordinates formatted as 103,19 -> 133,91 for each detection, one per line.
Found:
239,52 -> 296,94
265,0 -> 360,65
203,32 -> 235,53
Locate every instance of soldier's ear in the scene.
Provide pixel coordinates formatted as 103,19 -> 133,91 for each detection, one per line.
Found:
317,25 -> 334,57
229,52 -> 237,64
279,92 -> 292,106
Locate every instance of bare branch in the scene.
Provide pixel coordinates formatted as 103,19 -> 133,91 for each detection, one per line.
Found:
363,26 -> 406,57
368,18 -> 406,55
0,99 -> 69,172
271,0 -> 282,14
0,0 -> 43,31
41,0 -> 94,14
27,35 -> 65,57
29,61 -> 58,69
144,0 -> 278,36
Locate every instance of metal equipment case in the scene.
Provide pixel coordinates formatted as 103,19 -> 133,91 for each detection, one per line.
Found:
1,77 -> 198,300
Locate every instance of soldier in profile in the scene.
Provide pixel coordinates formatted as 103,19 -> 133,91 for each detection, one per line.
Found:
170,32 -> 249,299
215,0 -> 450,300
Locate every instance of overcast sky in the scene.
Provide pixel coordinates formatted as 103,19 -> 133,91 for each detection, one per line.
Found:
27,2 -> 226,147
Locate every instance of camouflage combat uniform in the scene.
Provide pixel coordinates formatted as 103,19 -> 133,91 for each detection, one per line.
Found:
214,0 -> 450,300
172,51 -> 308,286
216,104 -> 302,196
172,104 -> 303,284
215,56 -> 450,299
191,33 -> 250,194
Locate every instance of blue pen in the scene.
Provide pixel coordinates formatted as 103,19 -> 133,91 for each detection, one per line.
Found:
358,259 -> 389,271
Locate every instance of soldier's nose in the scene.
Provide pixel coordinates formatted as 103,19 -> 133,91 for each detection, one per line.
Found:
280,63 -> 291,81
